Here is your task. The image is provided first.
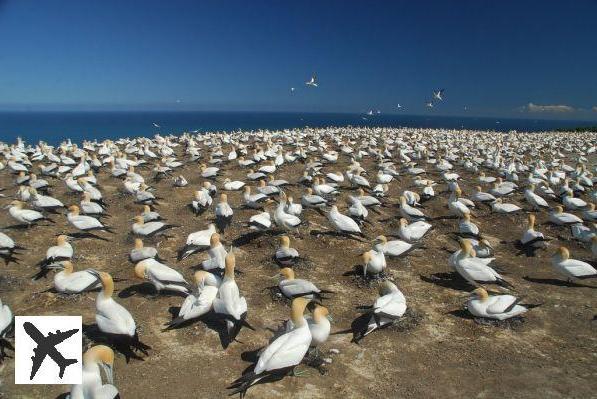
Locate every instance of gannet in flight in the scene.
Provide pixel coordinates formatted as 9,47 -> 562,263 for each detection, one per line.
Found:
152,122 -> 160,128
433,89 -> 444,101
425,101 -> 434,108
396,104 -> 402,109
306,75 -> 318,87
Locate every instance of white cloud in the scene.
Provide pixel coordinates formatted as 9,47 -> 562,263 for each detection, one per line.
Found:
522,102 -> 575,113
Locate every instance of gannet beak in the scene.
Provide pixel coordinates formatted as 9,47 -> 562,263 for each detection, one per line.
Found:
46,262 -> 65,270
100,362 -> 114,385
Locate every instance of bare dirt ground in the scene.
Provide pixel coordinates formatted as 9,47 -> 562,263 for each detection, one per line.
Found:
1,137 -> 596,398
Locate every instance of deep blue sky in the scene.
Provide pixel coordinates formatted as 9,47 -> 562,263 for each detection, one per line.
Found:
0,0 -> 596,119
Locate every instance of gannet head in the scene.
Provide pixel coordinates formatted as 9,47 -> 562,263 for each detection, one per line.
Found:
134,215 -> 144,225
374,235 -> 387,245
83,345 -> 115,384
134,238 -> 144,249
290,297 -> 310,327
224,252 -> 236,279
312,304 -> 330,323
56,235 -> 69,245
555,246 -> 570,260
528,213 -> 536,229
202,181 -> 211,189
134,261 -> 147,279
280,235 -> 290,248
399,218 -> 408,227
210,232 -> 220,247
471,287 -> 489,301
379,280 -> 398,295
143,205 -> 151,213
553,205 -> 564,214
279,267 -> 295,280
220,193 -> 228,203
68,205 -> 80,215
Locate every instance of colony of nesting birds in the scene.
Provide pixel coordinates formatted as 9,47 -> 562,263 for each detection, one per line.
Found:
0,127 -> 596,398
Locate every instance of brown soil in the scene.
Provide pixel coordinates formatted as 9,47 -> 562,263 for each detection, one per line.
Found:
1,136 -> 596,398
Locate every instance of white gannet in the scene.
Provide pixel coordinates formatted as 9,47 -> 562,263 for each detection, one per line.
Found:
69,345 -> 118,399
524,184 -> 549,210
132,216 -> 177,238
7,200 -> 53,226
327,205 -> 363,237
491,198 -> 522,214
374,235 -> 420,258
165,270 -> 220,329
213,253 -> 254,342
215,193 -> 234,232
190,183 -> 213,215
94,271 -> 149,357
200,233 -> 228,271
466,287 -> 528,320
130,238 -> 159,263
178,224 -> 217,261
278,268 -> 332,300
458,213 -> 479,237
134,258 -> 191,295
227,297 -> 311,396
361,249 -> 386,276
44,261 -> 102,294
274,192 -> 302,231
249,211 -> 272,231
353,281 -> 406,343
398,218 -> 432,242
548,206 -> 582,225
243,186 -> 270,209
223,178 -> 245,191
399,196 -> 428,221
67,205 -> 113,237
550,246 -> 597,281
306,75 -> 318,87
275,236 -> 300,266
38,234 -> 73,267
452,239 -> 513,288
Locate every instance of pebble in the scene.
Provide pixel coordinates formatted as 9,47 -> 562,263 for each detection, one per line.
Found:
329,348 -> 340,355
323,357 -> 333,364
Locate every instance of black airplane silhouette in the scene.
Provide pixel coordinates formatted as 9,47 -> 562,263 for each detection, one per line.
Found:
23,322 -> 78,380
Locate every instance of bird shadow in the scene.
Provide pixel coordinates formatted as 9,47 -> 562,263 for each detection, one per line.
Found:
522,276 -> 596,289
117,282 -> 187,299
419,272 -> 475,292
82,323 -> 150,363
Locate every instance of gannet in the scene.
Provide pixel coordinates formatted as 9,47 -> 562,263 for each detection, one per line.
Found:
466,288 -> 528,320
178,224 -> 217,261
0,298 -> 14,347
129,238 -> 159,263
301,188 -> 328,210
471,186 -> 496,204
399,196 -> 428,221
249,211 -> 272,231
200,233 -> 227,271
306,304 -> 331,354
134,258 -> 190,294
200,163 -> 219,179
306,75 -> 318,87
348,195 -> 368,224
224,178 -> 245,191
81,191 -> 106,216
227,297 -> 311,396
274,192 -> 302,231
398,218 -> 432,242
0,232 -> 22,264
190,183 -> 213,215
285,196 -> 303,217
562,189 -> 587,210
524,184 -> 549,210
165,270 -> 220,329
215,193 -> 234,232
93,271 -> 149,356
140,205 -> 163,222
433,89 -> 444,101
448,188 -> 471,217
582,203 -> 597,222
491,198 -> 522,214
7,200 -> 53,226
520,213 -> 548,248
277,268 -> 332,300
38,235 -> 73,267
550,246 -> 597,281
69,345 -> 118,399
67,205 -> 113,236
458,213 -> 479,237
243,186 -> 270,209
275,236 -> 300,266
28,187 -> 64,213
548,206 -> 582,225
352,281 -> 406,343
327,205 -> 363,237
452,239 -> 513,288
42,261 -> 101,294
374,235 -> 420,258
361,249 -> 386,276
132,216 -> 177,237
213,253 -> 254,342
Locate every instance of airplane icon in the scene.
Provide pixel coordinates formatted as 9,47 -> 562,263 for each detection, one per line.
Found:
23,322 -> 78,380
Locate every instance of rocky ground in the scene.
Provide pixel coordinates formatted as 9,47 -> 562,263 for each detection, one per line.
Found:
1,137 -> 596,398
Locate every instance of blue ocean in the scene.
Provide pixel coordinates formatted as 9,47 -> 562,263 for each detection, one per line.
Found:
0,111 -> 594,145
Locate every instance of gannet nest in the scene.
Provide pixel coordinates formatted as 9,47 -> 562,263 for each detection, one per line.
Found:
473,316 -> 526,329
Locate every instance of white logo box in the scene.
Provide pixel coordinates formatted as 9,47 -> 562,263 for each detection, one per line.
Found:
14,316 -> 82,385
